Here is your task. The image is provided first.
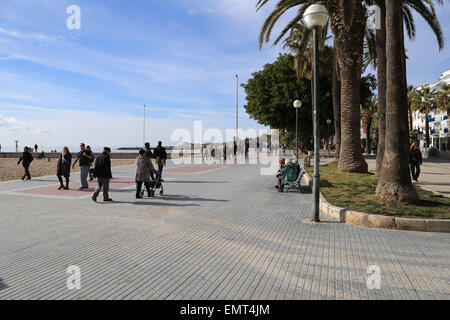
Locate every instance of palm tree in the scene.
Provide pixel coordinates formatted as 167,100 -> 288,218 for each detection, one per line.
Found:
407,85 -> 415,132
412,87 -> 437,147
362,96 -> 378,154
258,0 -> 369,173
376,0 -> 418,204
368,0 -> 444,174
436,84 -> 450,112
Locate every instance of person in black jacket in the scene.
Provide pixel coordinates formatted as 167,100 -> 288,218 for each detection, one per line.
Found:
17,147 -> 34,180
409,140 -> 423,183
57,147 -> 72,190
153,141 -> 167,180
92,147 -> 113,202
144,142 -> 155,180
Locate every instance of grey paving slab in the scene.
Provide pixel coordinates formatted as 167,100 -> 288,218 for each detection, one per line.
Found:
0,161 -> 449,300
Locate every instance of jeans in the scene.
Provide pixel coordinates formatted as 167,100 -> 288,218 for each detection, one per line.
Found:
157,161 -> 164,178
92,178 -> 110,200
80,165 -> 90,188
410,162 -> 421,181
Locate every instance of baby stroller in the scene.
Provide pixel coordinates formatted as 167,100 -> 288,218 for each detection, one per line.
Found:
141,172 -> 164,197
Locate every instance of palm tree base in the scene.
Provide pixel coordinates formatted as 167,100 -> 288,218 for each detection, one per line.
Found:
375,182 -> 419,204
338,158 -> 368,174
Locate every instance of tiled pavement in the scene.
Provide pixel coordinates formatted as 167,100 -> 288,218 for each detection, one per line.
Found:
0,162 -> 449,300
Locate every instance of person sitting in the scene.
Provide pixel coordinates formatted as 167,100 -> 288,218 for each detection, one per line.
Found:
276,160 -> 299,193
275,158 -> 287,179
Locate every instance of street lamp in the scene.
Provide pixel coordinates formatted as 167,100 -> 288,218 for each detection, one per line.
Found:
303,4 -> 329,223
293,100 -> 302,161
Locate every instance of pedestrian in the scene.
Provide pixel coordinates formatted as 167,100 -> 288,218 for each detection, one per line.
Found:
57,147 -> 72,190
135,149 -> 157,199
72,143 -> 94,190
92,147 -> 113,202
223,143 -> 227,161
153,141 -> 167,180
144,142 -> 155,180
34,144 -> 38,153
17,147 -> 33,180
86,145 -> 95,181
409,140 -> 423,183
245,139 -> 249,159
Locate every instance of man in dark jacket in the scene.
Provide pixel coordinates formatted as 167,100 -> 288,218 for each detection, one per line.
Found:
409,140 -> 423,183
153,141 -> 167,179
92,147 -> 113,202
17,147 -> 34,180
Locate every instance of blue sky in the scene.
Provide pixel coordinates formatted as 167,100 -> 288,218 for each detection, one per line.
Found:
0,0 -> 449,150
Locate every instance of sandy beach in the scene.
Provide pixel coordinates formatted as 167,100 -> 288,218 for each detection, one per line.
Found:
0,158 -> 135,182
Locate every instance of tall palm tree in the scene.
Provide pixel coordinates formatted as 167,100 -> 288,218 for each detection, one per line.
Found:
376,0 -> 418,204
368,0 -> 444,174
362,96 -> 378,154
258,0 -> 369,173
407,85 -> 415,132
411,87 -> 437,147
436,84 -> 450,112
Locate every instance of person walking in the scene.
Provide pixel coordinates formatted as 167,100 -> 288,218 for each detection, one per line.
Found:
135,149 -> 157,199
72,143 -> 94,190
144,142 -> 155,180
34,144 -> 38,153
17,147 -> 33,180
86,145 -> 95,181
245,139 -> 250,159
57,147 -> 72,190
153,141 -> 167,180
409,140 -> 423,183
92,147 -> 113,202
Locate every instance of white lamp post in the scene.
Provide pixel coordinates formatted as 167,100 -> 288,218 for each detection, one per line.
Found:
303,4 -> 329,223
293,100 -> 302,161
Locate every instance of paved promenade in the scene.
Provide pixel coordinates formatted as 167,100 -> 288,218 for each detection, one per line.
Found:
0,161 -> 449,300
366,158 -> 450,197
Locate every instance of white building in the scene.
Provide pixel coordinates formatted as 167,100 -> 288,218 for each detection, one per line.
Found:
412,69 -> 450,151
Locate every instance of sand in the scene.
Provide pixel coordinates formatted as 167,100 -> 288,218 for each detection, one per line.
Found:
0,158 -> 135,182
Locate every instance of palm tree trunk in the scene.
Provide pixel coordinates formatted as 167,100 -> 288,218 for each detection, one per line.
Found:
366,119 -> 372,154
375,0 -> 386,175
329,2 -> 368,173
332,42 -> 341,159
400,15 -> 410,139
425,106 -> 430,147
376,0 -> 418,204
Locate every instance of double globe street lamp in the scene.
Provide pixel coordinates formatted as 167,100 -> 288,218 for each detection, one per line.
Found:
303,4 -> 329,223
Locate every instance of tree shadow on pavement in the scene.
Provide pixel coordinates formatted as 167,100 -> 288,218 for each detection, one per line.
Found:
0,279 -> 8,291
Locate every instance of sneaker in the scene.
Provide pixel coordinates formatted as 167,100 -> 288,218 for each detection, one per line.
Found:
136,195 -> 142,199
58,185 -> 64,190
104,198 -> 113,202
92,196 -> 97,202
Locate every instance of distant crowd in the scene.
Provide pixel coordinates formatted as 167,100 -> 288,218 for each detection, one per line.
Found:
17,141 -> 168,202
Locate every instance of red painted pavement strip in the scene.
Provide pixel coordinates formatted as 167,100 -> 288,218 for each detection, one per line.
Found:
164,165 -> 222,173
12,177 -> 135,198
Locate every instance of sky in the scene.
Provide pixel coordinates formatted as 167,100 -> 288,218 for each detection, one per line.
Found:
0,0 -> 449,151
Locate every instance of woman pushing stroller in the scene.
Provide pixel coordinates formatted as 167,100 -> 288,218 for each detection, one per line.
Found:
135,149 -> 157,199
